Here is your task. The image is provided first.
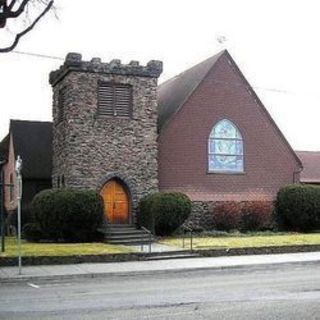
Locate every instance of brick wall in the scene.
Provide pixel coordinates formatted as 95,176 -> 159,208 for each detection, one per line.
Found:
158,53 -> 301,203
3,134 -> 17,212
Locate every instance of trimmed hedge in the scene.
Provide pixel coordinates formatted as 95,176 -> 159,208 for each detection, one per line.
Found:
275,184 -> 320,232
240,201 -> 274,232
211,202 -> 242,231
22,223 -> 43,242
207,201 -> 274,232
138,192 -> 192,236
31,189 -> 104,242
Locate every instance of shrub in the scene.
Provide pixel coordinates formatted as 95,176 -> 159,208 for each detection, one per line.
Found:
22,223 -> 43,242
275,184 -> 320,232
137,193 -> 155,232
240,201 -> 274,232
211,202 -> 242,231
6,206 -> 31,233
138,192 -> 192,236
31,189 -> 104,242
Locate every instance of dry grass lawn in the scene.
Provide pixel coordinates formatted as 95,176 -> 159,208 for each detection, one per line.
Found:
0,237 -> 133,257
160,233 -> 320,249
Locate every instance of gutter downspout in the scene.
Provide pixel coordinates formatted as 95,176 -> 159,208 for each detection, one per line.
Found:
293,165 -> 303,184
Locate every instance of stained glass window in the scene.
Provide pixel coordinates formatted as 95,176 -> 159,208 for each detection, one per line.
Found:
208,119 -> 244,172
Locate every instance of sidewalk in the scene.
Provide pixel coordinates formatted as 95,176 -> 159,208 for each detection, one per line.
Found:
1,251 -> 320,283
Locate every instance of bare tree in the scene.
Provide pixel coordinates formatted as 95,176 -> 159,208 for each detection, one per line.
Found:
0,0 -> 54,53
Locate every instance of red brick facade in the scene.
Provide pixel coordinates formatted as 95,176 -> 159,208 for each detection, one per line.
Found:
3,134 -> 17,212
158,52 -> 302,202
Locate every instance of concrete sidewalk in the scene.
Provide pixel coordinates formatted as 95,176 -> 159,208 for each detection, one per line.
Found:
1,251 -> 320,283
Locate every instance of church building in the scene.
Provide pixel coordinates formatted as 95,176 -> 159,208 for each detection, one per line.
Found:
1,50 -> 314,229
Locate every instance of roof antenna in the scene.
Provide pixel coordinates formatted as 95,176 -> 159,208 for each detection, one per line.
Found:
216,35 -> 227,50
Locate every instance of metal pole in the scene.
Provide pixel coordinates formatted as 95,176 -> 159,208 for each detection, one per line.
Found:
17,175 -> 22,275
15,155 -> 22,275
0,166 -> 5,252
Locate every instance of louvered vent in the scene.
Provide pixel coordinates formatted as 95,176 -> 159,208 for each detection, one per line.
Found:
98,83 -> 132,117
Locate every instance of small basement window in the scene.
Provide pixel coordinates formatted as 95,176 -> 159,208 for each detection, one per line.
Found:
97,82 -> 132,117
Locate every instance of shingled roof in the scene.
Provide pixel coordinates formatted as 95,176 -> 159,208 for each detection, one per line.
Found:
0,134 -> 9,163
296,151 -> 320,184
157,50 -> 225,130
157,49 -> 302,169
9,120 -> 53,179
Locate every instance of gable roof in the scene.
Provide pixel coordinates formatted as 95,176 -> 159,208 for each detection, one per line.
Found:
0,134 -> 9,163
296,151 -> 320,183
157,50 -> 225,130
158,49 -> 302,169
9,120 -> 53,180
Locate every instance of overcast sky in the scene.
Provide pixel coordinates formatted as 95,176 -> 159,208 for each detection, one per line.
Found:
1,0 -> 319,151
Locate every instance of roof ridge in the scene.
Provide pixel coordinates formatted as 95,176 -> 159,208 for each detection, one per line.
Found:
157,50 -> 226,130
159,50 -> 225,88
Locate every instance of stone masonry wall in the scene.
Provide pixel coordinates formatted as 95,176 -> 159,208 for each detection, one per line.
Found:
49,53 -> 162,222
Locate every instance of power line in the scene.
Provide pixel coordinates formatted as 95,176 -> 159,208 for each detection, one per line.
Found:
9,50 -> 320,100
12,50 -> 64,60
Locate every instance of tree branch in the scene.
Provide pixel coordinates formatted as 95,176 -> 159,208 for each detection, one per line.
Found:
0,0 -> 53,53
10,0 -> 29,17
1,0 -> 29,19
8,0 -> 18,11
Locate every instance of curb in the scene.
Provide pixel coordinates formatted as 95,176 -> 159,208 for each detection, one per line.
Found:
1,244 -> 320,267
1,259 -> 320,284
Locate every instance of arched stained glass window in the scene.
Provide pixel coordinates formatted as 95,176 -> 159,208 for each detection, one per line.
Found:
208,119 -> 244,172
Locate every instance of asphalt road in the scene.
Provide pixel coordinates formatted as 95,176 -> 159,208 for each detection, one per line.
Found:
0,262 -> 319,319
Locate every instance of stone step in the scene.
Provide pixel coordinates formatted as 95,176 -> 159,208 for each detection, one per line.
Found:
105,229 -> 145,235
101,224 -> 154,246
106,239 -> 154,245
105,234 -> 153,241
107,224 -> 136,229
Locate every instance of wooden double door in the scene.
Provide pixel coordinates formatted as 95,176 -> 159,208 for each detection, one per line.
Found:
100,179 -> 130,224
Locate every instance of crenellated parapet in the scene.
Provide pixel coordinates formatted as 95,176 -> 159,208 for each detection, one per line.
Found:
49,52 -> 163,86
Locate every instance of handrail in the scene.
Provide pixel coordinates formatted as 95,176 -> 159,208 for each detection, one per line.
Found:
182,226 -> 193,252
141,226 -> 152,253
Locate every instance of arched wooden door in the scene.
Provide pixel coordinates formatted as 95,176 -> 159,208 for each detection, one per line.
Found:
100,179 -> 130,224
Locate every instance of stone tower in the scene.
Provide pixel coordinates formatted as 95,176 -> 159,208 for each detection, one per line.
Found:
49,53 -> 162,223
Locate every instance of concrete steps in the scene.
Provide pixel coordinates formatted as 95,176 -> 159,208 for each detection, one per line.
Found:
101,224 -> 154,246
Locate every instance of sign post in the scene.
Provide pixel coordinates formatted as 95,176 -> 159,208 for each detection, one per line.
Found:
15,155 -> 22,275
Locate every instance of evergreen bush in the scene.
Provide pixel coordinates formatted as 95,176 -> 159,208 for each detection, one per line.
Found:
138,192 -> 192,236
275,184 -> 320,232
22,223 -> 43,242
31,189 -> 104,242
